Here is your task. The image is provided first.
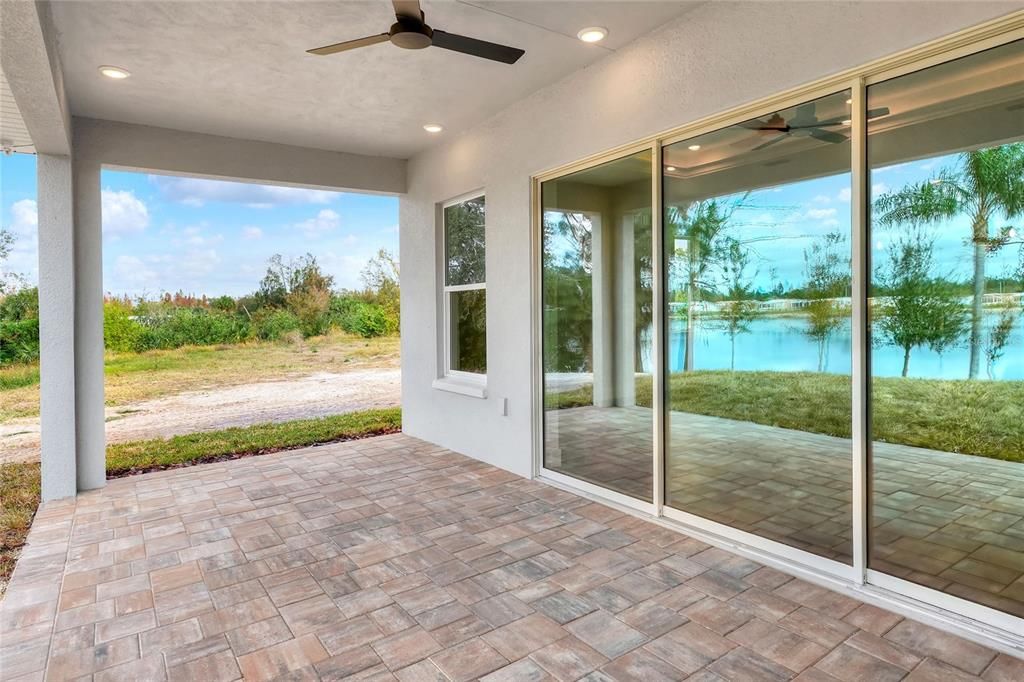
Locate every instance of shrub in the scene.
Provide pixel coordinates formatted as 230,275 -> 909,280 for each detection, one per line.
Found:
0,318 -> 39,364
0,287 -> 39,322
103,300 -> 146,353
138,308 -> 249,349
344,301 -> 391,338
252,309 -> 302,341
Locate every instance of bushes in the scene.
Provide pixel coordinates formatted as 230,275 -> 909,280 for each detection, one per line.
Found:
330,296 -> 396,338
103,301 -> 146,353
0,287 -> 39,364
137,307 -> 249,349
252,309 -> 302,341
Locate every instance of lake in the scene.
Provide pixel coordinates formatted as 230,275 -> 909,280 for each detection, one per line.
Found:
655,313 -> 1023,380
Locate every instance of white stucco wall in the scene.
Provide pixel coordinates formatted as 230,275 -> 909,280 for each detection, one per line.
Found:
399,1 -> 1022,478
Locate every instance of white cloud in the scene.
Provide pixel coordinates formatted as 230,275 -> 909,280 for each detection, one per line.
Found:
805,207 -> 837,220
150,175 -> 339,208
242,226 -> 263,240
102,189 -> 150,235
113,255 -> 158,290
2,199 -> 39,286
872,182 -> 889,197
812,194 -> 831,204
837,188 -> 852,202
294,209 -> 343,239
179,248 -> 222,277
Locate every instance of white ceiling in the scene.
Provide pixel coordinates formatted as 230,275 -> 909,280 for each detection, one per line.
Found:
48,0 -> 700,159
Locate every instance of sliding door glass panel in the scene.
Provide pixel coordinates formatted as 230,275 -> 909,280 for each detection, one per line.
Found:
867,40 -> 1024,616
541,150 -> 654,502
664,91 -> 853,562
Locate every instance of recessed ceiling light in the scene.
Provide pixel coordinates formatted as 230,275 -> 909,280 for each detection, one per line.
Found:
841,119 -> 852,126
423,124 -> 443,133
845,98 -> 852,105
577,27 -> 608,43
98,65 -> 130,80
688,144 -> 701,151
665,166 -> 677,172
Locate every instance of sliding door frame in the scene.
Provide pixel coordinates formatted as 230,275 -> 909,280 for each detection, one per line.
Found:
530,10 -> 1024,652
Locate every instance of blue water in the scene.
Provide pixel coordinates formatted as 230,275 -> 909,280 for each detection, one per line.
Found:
659,314 -> 1023,380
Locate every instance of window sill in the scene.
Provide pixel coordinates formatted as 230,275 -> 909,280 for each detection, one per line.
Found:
432,376 -> 488,399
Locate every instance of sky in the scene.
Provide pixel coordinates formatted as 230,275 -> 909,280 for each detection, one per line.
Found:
1,153 -> 399,298
545,150 -> 1021,293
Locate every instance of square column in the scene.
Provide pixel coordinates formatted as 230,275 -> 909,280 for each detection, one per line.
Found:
36,154 -> 77,500
73,155 -> 105,492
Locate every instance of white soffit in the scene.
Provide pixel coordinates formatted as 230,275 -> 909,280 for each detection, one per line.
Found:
1,69 -> 37,155
48,0 -> 701,159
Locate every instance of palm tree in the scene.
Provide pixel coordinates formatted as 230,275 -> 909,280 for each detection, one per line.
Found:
873,143 -> 1024,379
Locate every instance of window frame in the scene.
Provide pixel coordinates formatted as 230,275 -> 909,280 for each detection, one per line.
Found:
438,191 -> 487,391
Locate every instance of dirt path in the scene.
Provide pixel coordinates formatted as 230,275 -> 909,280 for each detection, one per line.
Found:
0,369 -> 401,464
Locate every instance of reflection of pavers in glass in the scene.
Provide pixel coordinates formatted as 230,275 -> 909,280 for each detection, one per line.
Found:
545,405 -> 1024,618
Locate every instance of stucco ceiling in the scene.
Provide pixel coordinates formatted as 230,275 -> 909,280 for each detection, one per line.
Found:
48,0 -> 700,159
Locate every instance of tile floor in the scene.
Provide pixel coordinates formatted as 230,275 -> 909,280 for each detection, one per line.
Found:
1,433 -> 1022,681
547,406 -> 1024,617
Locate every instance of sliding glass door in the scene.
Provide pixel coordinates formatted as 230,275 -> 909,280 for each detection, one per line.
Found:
867,39 -> 1024,619
535,28 -> 1023,636
540,150 -> 654,503
663,91 -> 854,563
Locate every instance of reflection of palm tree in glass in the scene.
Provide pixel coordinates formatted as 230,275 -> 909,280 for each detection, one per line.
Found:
873,143 -> 1024,379
667,197 -> 745,371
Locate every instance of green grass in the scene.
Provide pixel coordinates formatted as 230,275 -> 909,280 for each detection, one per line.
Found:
106,407 -> 402,475
0,461 -> 41,597
548,371 -> 1024,462
0,408 -> 402,597
0,364 -> 39,391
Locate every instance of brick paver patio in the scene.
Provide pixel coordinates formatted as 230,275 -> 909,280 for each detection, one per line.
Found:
2,433 -> 1022,680
547,406 -> 1024,618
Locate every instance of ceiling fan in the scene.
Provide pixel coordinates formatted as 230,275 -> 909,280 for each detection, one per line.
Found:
307,0 -> 525,64
739,102 -> 890,150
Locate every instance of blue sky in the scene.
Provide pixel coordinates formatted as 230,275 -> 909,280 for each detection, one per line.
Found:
1,153 -> 398,298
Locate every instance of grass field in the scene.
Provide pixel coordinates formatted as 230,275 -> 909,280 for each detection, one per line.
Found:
0,407 -> 402,596
547,370 -> 1024,462
0,332 -> 400,422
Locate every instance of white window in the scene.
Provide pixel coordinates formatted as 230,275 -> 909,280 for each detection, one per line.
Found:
439,193 -> 487,389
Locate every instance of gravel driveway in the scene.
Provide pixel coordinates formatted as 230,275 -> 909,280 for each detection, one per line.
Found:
0,369 -> 401,464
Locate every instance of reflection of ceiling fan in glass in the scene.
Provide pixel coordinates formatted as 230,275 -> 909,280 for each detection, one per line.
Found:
738,102 -> 890,150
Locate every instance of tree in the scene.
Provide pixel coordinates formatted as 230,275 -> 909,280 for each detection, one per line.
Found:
873,142 -> 1024,378
716,238 -> 759,371
256,254 -> 334,336
984,303 -> 1017,380
542,213 -> 593,372
873,230 -> 969,377
802,232 -> 850,371
666,195 -> 748,371
360,248 -> 400,328
444,197 -> 485,285
0,225 -> 24,297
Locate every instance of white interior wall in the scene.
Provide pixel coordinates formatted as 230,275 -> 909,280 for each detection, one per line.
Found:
399,0 -> 1022,478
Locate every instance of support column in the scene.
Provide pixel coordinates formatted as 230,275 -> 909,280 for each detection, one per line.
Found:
591,214 -> 615,407
73,155 -> 105,492
36,154 -> 77,500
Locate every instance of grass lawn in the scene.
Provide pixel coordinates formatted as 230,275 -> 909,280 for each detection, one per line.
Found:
548,370 -> 1024,462
0,332 -> 400,422
0,407 -> 401,597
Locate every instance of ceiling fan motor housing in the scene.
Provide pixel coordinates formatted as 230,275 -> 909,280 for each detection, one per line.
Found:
390,19 -> 433,49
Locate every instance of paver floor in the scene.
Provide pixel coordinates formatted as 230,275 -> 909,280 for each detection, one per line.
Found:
547,406 -> 1024,618
2,433 -> 1021,681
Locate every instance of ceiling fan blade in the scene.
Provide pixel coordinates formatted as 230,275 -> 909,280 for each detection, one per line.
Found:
431,30 -> 525,64
393,0 -> 423,21
738,120 -> 788,132
809,128 -> 848,144
866,106 -> 890,119
751,134 -> 788,151
307,33 -> 389,55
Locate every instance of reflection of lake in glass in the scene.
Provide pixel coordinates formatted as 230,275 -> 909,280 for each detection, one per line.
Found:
651,312 -> 1022,379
